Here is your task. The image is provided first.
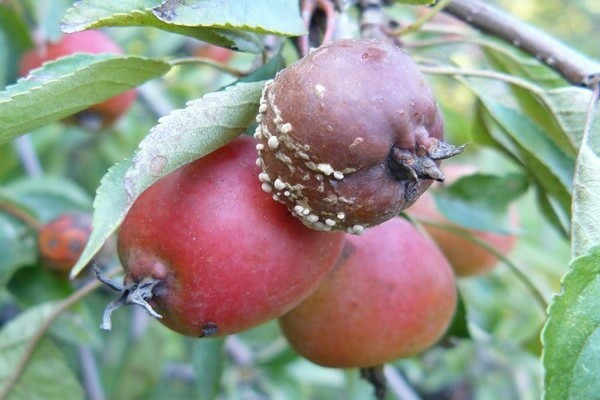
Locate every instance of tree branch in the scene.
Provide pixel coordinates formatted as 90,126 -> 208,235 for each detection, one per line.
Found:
443,0 -> 600,87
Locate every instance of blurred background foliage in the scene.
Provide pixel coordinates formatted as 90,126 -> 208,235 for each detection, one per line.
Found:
0,0 -> 597,399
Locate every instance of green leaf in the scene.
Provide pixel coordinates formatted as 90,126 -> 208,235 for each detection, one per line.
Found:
71,81 -> 264,278
7,176 -> 92,221
0,5 -> 33,86
0,302 -> 84,400
571,104 -> 600,258
61,0 -> 263,53
395,0 -> 436,4
124,80 -> 265,207
0,213 -> 37,286
476,93 -> 575,219
110,322 -> 168,400
0,54 -> 171,145
192,337 -> 226,400
433,172 -> 528,234
540,87 -> 600,154
70,160 -> 131,278
542,246 -> 600,400
225,52 -> 286,87
482,46 -> 574,157
154,0 -> 306,36
445,291 -> 470,340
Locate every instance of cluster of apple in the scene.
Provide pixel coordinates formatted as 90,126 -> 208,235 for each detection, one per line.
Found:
29,35 -> 517,371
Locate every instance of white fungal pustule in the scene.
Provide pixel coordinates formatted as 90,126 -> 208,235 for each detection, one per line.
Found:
253,126 -> 263,140
314,84 -> 326,99
267,136 -> 279,150
258,103 -> 268,113
325,218 -> 336,227
317,163 -> 334,176
294,205 -> 305,215
306,214 -> 319,223
273,178 -> 286,191
258,172 -> 271,183
279,123 -> 292,134
337,212 -> 345,220
261,183 -> 273,193
255,158 -> 263,167
333,171 -> 344,180
347,224 -> 365,235
256,143 -> 264,151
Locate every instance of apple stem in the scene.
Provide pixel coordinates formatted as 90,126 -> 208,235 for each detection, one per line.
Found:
95,266 -> 163,330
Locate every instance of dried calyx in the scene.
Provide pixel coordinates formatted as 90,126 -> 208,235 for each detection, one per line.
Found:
255,39 -> 464,233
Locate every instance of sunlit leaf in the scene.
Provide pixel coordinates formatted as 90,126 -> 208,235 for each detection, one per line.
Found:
571,103 -> 600,258
0,54 -> 170,144
154,0 -> 306,36
61,0 -> 263,53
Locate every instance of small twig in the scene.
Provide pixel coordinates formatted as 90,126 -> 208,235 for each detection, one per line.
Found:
417,218 -> 549,313
418,64 -> 543,95
358,0 -> 394,42
225,335 -> 254,367
443,0 -> 600,87
360,366 -> 387,400
392,0 -> 453,36
13,135 -> 44,177
78,345 -> 106,400
0,199 -> 42,231
383,365 -> 422,400
169,57 -> 248,77
0,268 -> 121,400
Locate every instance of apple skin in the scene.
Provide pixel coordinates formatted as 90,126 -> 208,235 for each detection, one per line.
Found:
19,30 -> 136,128
38,212 -> 92,273
407,164 -> 519,277
193,43 -> 234,63
117,136 -> 345,337
278,217 -> 457,368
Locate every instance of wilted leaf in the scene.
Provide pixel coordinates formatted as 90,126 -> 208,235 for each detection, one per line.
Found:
0,54 -> 170,144
0,302 -> 84,400
61,0 -> 263,53
542,246 -> 600,400
154,0 -> 306,36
